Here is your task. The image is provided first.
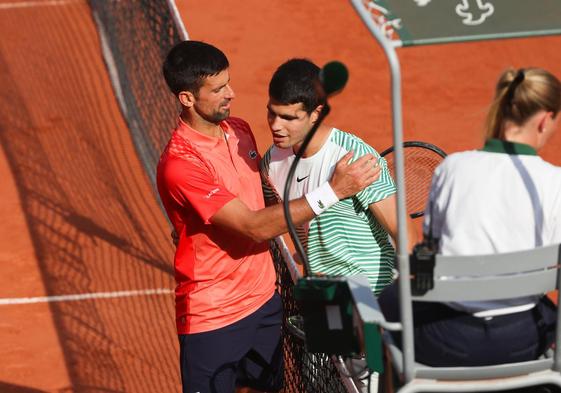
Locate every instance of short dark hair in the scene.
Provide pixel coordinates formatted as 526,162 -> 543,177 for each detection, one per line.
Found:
162,40 -> 229,96
268,58 -> 326,113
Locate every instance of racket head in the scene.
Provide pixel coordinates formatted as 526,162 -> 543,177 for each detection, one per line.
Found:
380,141 -> 447,219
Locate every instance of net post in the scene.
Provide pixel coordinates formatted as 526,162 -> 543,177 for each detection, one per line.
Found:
166,0 -> 189,41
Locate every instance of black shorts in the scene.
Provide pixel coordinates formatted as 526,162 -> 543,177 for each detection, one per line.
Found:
179,292 -> 283,393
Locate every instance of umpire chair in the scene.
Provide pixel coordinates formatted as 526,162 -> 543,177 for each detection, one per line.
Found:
371,243 -> 561,393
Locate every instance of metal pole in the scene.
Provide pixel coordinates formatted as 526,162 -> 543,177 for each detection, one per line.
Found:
350,0 -> 415,383
167,0 -> 189,41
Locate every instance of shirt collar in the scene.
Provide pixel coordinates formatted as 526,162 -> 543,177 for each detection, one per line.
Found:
481,138 -> 537,156
175,117 -> 233,150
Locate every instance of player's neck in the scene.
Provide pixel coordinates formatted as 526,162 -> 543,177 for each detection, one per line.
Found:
293,124 -> 332,158
180,110 -> 224,138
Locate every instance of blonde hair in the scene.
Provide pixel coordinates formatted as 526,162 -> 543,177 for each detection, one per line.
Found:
485,67 -> 561,140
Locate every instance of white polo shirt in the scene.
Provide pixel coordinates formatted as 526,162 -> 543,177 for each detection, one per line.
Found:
424,139 -> 561,315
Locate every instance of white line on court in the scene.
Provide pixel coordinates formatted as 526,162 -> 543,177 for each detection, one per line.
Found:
0,288 -> 174,305
0,0 -> 80,10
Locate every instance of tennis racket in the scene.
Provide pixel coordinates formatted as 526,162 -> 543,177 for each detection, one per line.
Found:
380,141 -> 447,219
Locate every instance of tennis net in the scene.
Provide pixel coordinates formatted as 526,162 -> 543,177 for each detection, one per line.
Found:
89,0 -> 182,185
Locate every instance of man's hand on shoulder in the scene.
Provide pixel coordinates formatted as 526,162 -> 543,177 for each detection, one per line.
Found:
330,151 -> 381,199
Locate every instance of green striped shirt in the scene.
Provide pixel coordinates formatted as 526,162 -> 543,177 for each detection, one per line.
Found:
261,128 -> 396,294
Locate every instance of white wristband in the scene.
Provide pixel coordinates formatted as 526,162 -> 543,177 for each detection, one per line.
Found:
305,182 -> 339,216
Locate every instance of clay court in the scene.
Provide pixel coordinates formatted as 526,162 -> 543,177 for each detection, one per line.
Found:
1,0 -> 561,392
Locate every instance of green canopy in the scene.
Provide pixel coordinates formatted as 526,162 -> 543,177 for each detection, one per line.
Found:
369,0 -> 561,47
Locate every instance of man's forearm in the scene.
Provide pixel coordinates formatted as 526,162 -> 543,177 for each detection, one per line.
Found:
247,197 -> 316,242
212,152 -> 381,242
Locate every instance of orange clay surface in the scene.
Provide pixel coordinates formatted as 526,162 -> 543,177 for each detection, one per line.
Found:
0,0 -> 560,391
0,0 -> 176,392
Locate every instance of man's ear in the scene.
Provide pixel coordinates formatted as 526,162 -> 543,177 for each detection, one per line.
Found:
310,105 -> 323,124
178,91 -> 196,108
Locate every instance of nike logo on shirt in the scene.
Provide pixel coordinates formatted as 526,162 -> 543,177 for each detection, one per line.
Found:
296,175 -> 310,182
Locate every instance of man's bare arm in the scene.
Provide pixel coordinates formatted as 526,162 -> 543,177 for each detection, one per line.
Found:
369,194 -> 418,252
211,151 -> 381,242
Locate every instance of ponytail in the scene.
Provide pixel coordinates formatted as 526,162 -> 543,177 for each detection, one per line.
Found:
484,67 -> 561,140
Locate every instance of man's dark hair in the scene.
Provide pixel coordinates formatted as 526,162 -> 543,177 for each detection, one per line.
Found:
269,58 -> 326,113
162,40 -> 229,96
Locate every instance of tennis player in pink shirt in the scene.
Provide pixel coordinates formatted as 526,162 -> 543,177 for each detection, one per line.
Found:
157,40 -> 380,393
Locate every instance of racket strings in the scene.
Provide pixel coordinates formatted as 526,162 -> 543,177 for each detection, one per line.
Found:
384,148 -> 444,218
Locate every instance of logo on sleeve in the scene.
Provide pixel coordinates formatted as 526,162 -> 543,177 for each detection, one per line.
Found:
205,187 -> 220,199
296,175 -> 310,182
249,150 -> 257,159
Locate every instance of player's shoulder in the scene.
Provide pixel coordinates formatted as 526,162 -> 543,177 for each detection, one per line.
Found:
159,133 -> 207,173
329,127 -> 379,155
225,117 -> 259,150
225,116 -> 252,134
330,127 -> 363,145
161,131 -> 196,159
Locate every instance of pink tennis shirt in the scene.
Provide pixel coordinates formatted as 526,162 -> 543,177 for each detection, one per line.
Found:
157,117 -> 276,334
